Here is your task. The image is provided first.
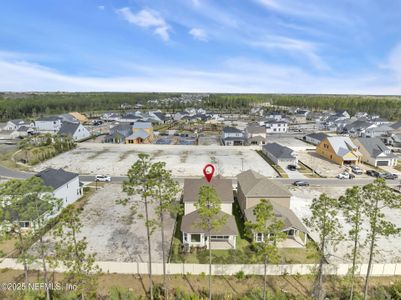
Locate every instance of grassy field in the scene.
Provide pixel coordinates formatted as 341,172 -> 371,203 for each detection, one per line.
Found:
0,268 -> 400,299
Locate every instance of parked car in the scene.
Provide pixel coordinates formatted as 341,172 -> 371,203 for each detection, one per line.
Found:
293,180 -> 310,186
350,165 -> 363,175
95,175 -> 111,182
366,170 -> 380,177
381,172 -> 398,180
287,164 -> 298,171
337,172 -> 355,179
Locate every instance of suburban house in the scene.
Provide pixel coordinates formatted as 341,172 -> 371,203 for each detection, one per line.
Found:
237,170 -> 308,247
245,123 -> 266,145
4,119 -> 34,131
10,126 -> 34,139
262,143 -> 297,165
303,132 -> 328,145
125,122 -> 154,144
221,127 -> 246,146
353,137 -> 397,167
342,120 -> 373,137
316,136 -> 362,165
265,111 -> 283,121
35,116 -> 63,133
263,119 -> 288,134
363,124 -> 393,138
58,122 -> 91,141
104,123 -> 132,143
36,168 -> 82,207
181,177 -> 239,250
101,112 -> 121,122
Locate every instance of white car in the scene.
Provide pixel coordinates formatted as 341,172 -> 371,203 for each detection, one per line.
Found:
337,172 -> 355,180
95,175 -> 111,182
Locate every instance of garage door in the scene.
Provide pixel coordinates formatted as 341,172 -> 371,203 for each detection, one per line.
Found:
377,161 -> 389,166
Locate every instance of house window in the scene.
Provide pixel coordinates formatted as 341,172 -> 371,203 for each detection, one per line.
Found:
20,221 -> 30,228
211,235 -> 229,240
183,233 -> 188,242
256,233 -> 263,242
288,229 -> 295,236
191,234 -> 201,243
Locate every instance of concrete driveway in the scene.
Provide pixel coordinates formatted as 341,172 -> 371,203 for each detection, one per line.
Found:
278,163 -> 307,179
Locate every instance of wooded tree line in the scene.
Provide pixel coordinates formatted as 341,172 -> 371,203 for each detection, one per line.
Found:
0,92 -> 179,121
202,94 -> 401,120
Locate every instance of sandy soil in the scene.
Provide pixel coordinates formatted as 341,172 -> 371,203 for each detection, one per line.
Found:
33,143 -> 277,178
290,186 -> 401,264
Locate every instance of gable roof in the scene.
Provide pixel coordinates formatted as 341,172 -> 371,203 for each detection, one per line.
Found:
244,203 -> 307,233
58,122 -> 80,136
355,137 -> 395,158
126,129 -> 150,140
37,116 -> 62,122
391,121 -> 401,130
237,170 -> 291,198
324,137 -> 360,157
35,168 -> 79,190
223,127 -> 242,133
133,122 -> 152,129
246,124 -> 266,134
183,177 -> 233,203
181,211 -> 238,235
304,132 -> 327,141
262,143 -> 294,159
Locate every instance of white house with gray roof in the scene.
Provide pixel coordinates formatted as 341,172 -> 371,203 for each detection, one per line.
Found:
36,168 -> 82,207
58,122 -> 91,141
221,127 -> 245,146
262,143 -> 297,165
353,137 -> 397,167
35,116 -> 63,133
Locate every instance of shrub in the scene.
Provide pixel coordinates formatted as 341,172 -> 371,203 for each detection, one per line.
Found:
234,270 -> 245,280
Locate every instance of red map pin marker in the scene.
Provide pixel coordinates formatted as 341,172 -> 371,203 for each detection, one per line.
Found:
203,164 -> 215,182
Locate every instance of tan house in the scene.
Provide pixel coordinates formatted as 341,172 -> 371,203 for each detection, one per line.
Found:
181,177 -> 239,250
125,122 -> 154,144
316,136 -> 362,166
237,170 -> 308,247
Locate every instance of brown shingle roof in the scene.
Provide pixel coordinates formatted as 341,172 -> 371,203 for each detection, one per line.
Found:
183,178 -> 233,203
244,203 -> 308,233
237,170 -> 291,198
181,211 -> 238,235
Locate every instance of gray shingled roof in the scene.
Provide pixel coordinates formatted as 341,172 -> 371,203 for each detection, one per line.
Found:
35,168 -> 79,190
58,122 -> 80,136
133,122 -> 152,129
37,116 -> 62,122
126,129 -> 150,140
244,203 -> 307,233
181,211 -> 238,235
183,178 -> 233,203
237,170 -> 291,198
223,127 -> 242,133
304,132 -> 327,141
355,137 -> 395,158
262,143 -> 294,159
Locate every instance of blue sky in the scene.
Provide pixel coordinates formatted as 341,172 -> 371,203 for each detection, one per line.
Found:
1,0 -> 401,94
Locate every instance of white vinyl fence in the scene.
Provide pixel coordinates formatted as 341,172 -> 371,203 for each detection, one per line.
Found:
1,258 -> 401,277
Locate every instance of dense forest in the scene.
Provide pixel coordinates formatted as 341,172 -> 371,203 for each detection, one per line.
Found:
0,92 -> 180,121
1,92 -> 401,121
204,94 -> 401,120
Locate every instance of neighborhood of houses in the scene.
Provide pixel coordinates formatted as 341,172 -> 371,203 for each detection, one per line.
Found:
2,103 -> 401,267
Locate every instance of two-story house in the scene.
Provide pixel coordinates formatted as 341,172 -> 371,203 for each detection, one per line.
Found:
181,177 -> 239,250
316,136 -> 362,165
237,170 -> 308,247
35,116 -> 63,133
263,119 -> 288,134
221,127 -> 245,146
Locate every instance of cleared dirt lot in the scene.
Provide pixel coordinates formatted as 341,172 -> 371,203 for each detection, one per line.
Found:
77,184 -> 176,262
290,186 -> 401,264
33,143 -> 277,178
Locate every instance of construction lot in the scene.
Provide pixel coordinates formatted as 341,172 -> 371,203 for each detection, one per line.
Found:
33,143 -> 277,177
72,184 -> 176,262
289,186 -> 401,264
297,151 -> 380,178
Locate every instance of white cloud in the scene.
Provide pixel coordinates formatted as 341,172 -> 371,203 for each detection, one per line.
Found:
116,7 -> 171,41
249,36 -> 329,70
0,54 -> 399,94
189,28 -> 207,41
98,5 -> 105,10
